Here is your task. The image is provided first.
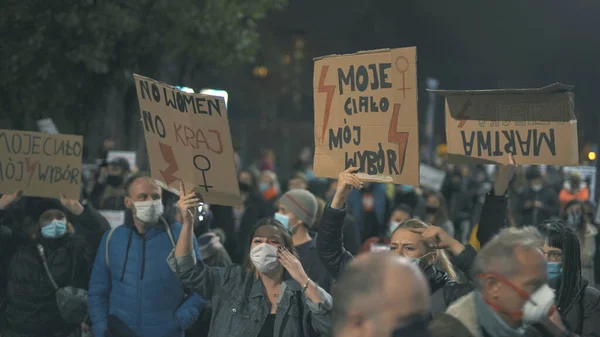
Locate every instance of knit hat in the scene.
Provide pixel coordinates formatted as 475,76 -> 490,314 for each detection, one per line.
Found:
278,189 -> 318,227
30,197 -> 68,222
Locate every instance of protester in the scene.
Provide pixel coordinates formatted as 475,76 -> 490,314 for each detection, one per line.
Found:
169,182 -> 333,337
259,170 -> 281,212
428,227 -> 572,337
538,220 -> 600,336
359,204 -> 413,253
91,157 -> 131,211
563,200 -> 598,283
0,190 -> 109,337
276,189 -> 333,292
88,172 -> 206,337
347,182 -> 387,239
318,160 -> 513,277
559,173 -> 590,210
423,191 -> 455,238
519,166 -> 560,226
442,169 -> 473,243
313,197 -> 362,256
332,252 -> 432,337
287,172 -> 308,191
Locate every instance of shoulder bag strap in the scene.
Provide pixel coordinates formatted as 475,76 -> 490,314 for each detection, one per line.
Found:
37,244 -> 59,290
105,226 -> 118,269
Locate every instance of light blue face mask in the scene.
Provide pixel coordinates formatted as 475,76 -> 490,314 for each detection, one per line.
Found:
400,185 -> 414,193
259,183 -> 269,192
388,221 -> 400,237
274,212 -> 290,229
41,219 -> 67,238
547,262 -> 563,280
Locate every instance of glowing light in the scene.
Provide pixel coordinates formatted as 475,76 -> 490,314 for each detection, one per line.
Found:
588,152 -> 596,161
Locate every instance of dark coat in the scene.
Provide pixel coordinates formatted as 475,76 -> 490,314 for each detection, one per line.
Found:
1,205 -> 108,337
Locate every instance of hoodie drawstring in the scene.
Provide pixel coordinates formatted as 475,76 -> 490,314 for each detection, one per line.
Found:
120,229 -> 134,282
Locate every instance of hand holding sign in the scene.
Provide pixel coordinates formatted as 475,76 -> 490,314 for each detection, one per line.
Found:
0,190 -> 23,210
59,193 -> 84,216
331,167 -> 362,209
177,180 -> 200,225
408,226 -> 465,257
494,153 -> 517,196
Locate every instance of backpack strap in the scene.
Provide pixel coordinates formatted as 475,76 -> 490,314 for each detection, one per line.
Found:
430,288 -> 448,319
105,227 -> 118,269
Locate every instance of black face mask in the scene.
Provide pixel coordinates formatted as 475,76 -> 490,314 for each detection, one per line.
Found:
106,175 -> 124,187
391,315 -> 431,337
425,206 -> 439,215
239,182 -> 250,193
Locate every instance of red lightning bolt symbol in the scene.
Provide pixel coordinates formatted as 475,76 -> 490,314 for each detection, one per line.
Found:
457,99 -> 473,128
388,104 -> 409,174
317,65 -> 336,143
25,157 -> 39,186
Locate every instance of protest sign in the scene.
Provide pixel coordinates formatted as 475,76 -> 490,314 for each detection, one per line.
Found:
563,166 -> 596,201
0,129 -> 82,199
419,164 -> 446,191
98,210 -> 126,229
107,150 -> 137,170
431,83 -> 579,166
133,74 -> 241,206
313,47 -> 419,186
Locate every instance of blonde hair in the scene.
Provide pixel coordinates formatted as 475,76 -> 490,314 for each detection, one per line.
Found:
394,219 -> 458,280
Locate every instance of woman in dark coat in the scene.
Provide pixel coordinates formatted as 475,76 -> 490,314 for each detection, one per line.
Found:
0,192 -> 109,337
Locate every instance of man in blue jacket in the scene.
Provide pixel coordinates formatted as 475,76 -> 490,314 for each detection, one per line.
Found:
89,172 -> 205,337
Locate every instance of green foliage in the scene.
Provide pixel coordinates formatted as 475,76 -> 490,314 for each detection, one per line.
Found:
0,0 -> 286,130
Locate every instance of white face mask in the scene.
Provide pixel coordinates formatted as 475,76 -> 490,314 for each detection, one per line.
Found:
522,284 -> 556,324
250,243 -> 279,273
133,200 -> 164,224
531,184 -> 543,192
388,221 -> 401,236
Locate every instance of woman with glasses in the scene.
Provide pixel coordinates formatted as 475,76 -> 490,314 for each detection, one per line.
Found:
536,220 -> 600,337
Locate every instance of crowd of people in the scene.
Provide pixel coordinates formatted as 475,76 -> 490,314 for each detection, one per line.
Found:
1,146 -> 600,337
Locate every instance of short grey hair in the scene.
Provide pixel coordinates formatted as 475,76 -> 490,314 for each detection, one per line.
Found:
472,226 -> 543,289
332,254 -> 418,335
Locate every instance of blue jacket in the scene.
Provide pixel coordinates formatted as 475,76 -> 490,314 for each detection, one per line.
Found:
88,221 -> 206,337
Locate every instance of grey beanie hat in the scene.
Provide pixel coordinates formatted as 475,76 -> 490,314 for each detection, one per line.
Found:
279,189 -> 318,227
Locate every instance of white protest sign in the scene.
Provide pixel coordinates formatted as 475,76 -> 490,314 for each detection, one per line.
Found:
419,164 -> 446,191
107,151 -> 137,170
98,210 -> 126,229
37,118 -> 59,134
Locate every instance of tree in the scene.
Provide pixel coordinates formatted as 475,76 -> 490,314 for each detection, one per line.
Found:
0,0 -> 286,137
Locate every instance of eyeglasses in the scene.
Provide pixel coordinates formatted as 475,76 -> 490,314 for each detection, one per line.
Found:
541,250 -> 563,262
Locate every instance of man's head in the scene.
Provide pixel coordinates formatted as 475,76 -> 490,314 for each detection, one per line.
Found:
276,189 -> 318,235
472,227 -> 548,328
124,172 -> 163,225
288,172 -> 308,191
525,167 -> 544,190
333,252 -> 430,337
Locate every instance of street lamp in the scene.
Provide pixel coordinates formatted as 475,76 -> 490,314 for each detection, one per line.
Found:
200,89 -> 228,107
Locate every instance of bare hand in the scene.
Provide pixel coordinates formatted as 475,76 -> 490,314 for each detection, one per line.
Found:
81,322 -> 92,334
494,154 -> 516,196
408,226 -> 465,256
0,190 -> 23,210
177,181 -> 200,225
278,245 -> 309,285
331,167 -> 362,209
59,194 -> 84,216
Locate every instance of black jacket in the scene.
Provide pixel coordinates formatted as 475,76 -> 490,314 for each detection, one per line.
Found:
518,186 -> 560,226
1,205 -> 108,337
316,192 -> 508,307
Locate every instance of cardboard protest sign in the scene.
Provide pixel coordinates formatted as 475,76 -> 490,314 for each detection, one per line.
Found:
431,84 -> 578,166
0,130 -> 82,199
133,74 -> 241,206
313,47 -> 419,186
419,164 -> 446,191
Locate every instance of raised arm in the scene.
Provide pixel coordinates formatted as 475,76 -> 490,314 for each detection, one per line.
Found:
316,168 -> 362,279
477,157 -> 516,247
169,181 -> 225,299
